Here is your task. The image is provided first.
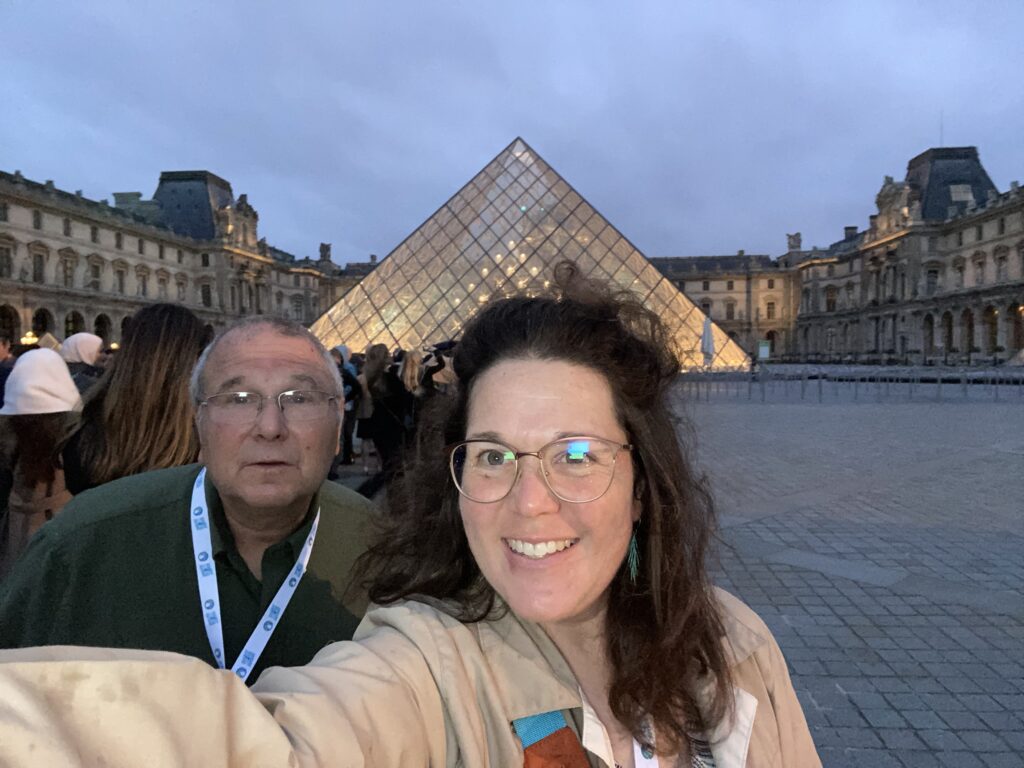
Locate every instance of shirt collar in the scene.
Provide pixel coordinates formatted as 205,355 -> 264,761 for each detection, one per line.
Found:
203,470 -> 320,560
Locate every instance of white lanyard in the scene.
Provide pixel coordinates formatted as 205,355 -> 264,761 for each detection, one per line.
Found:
189,467 -> 320,682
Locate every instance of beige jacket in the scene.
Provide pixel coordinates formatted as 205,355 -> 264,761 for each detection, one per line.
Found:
0,589 -> 820,767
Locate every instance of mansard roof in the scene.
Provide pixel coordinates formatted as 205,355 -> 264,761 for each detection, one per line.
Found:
152,170 -> 236,240
905,147 -> 997,221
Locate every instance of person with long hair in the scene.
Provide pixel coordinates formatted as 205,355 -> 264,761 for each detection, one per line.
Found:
0,263 -> 819,767
61,304 -> 212,493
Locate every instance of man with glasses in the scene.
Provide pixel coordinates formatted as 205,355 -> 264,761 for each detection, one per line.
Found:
0,317 -> 373,684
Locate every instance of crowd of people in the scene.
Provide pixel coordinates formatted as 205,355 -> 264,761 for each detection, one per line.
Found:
0,263 -> 820,767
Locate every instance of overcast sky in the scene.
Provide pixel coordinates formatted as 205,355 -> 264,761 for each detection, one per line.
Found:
3,1 -> 1023,265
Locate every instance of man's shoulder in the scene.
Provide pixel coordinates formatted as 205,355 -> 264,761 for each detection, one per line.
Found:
53,464 -> 202,534
317,479 -> 373,516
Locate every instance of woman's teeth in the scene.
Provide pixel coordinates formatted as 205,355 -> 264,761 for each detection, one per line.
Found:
505,538 -> 577,559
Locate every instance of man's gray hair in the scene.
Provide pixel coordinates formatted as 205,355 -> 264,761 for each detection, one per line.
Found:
189,316 -> 345,403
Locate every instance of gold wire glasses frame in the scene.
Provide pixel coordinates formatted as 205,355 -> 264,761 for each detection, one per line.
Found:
199,389 -> 339,425
448,435 -> 633,504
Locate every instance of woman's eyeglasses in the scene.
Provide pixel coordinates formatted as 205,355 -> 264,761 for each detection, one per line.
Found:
448,436 -> 632,503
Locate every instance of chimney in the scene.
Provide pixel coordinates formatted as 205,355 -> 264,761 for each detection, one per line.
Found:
844,226 -> 858,239
113,192 -> 143,208
319,243 -> 331,262
369,254 -> 377,265
786,233 -> 802,252
737,249 -> 745,257
869,215 -> 878,229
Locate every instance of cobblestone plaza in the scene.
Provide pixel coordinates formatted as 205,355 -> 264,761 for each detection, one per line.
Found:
683,387 -> 1024,767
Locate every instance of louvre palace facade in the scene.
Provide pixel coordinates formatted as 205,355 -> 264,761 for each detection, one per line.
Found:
5,143 -> 1019,368
0,169 -> 365,344
788,147 -> 1024,365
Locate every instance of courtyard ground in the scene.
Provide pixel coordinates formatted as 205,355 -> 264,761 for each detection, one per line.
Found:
681,383 -> 1024,767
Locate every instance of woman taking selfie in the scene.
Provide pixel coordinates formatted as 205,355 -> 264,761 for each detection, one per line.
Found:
0,262 -> 819,767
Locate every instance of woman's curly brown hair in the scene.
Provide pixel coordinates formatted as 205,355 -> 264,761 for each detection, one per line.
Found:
359,260 -> 732,756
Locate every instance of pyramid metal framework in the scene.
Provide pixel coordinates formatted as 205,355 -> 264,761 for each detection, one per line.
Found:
312,138 -> 748,370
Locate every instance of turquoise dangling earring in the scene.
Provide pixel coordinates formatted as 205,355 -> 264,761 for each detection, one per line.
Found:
627,526 -> 640,584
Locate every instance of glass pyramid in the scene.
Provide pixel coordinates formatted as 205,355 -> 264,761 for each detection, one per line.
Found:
312,138 -> 748,370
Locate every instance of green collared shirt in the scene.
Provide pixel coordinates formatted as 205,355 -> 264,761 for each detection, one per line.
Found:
0,464 -> 373,684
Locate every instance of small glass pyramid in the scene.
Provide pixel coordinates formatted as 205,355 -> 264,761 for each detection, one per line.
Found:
312,138 -> 748,370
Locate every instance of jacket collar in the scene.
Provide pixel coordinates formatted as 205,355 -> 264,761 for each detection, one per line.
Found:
473,587 -> 768,722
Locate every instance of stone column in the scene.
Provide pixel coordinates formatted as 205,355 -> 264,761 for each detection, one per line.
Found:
972,308 -> 984,353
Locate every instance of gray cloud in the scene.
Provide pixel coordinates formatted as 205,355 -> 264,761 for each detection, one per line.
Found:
3,0 -> 1022,263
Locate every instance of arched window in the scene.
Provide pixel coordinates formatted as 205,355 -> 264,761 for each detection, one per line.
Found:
65,311 -> 85,338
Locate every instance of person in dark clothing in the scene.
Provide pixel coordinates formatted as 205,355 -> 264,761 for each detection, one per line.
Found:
355,344 -> 411,497
60,333 -> 105,394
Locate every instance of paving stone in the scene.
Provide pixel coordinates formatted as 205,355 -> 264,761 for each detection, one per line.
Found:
958,730 -> 1010,752
938,710 -> 988,730
877,728 -> 928,750
903,710 -> 949,730
979,755 -> 1024,768
935,753 -> 985,768
861,709 -> 908,729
